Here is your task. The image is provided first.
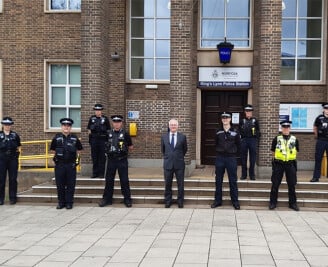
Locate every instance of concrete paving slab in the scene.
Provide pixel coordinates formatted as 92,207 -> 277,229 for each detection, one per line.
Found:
0,205 -> 328,266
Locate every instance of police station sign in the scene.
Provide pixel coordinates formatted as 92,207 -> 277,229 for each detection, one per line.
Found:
198,67 -> 251,88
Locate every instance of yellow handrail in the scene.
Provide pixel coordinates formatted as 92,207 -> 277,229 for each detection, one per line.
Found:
18,140 -> 81,172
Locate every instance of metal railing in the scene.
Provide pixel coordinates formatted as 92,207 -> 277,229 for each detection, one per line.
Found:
18,140 -> 81,172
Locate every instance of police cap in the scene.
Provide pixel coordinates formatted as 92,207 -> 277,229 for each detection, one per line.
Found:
322,103 -> 328,109
1,117 -> 14,125
93,104 -> 104,110
220,112 -> 231,118
60,118 -> 74,125
111,115 -> 123,122
280,120 -> 292,127
244,104 -> 254,111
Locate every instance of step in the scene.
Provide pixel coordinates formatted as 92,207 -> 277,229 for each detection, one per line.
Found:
29,184 -> 328,199
17,193 -> 328,208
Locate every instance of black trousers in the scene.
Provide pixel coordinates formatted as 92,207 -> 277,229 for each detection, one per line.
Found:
270,161 -> 297,205
102,157 -> 131,203
90,137 -> 106,177
164,167 -> 185,205
0,156 -> 18,202
55,162 -> 77,206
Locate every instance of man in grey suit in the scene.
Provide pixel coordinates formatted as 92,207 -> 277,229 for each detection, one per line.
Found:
161,119 -> 188,208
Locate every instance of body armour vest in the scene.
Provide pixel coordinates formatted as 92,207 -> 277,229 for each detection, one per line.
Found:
317,115 -> 328,138
89,116 -> 108,134
106,129 -> 128,156
0,131 -> 19,152
274,135 -> 297,161
240,118 -> 258,138
215,129 -> 239,156
54,133 -> 78,162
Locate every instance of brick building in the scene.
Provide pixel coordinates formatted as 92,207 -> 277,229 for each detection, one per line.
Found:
0,0 -> 327,177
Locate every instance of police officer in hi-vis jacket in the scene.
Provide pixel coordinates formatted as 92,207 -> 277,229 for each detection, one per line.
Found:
269,120 -> 299,211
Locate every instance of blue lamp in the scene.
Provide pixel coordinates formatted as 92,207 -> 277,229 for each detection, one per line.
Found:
216,38 -> 234,64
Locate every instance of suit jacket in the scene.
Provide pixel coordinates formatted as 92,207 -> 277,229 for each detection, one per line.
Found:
161,132 -> 187,170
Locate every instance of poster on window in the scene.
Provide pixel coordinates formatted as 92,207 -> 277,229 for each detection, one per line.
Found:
279,103 -> 322,132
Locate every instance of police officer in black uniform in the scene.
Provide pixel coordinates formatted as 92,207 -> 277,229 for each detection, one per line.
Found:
87,104 -> 110,178
0,117 -> 21,205
211,112 -> 241,210
51,118 -> 83,209
239,104 -> 260,180
99,115 -> 133,208
310,103 -> 328,182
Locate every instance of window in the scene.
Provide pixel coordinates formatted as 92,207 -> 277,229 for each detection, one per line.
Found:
200,0 -> 251,48
129,0 -> 171,81
49,64 -> 81,129
281,0 -> 323,82
49,0 -> 81,11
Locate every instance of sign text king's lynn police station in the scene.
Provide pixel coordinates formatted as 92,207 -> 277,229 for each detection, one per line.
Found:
198,67 -> 251,88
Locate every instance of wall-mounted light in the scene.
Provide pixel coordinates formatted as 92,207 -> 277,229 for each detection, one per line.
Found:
216,38 -> 234,64
111,52 -> 120,61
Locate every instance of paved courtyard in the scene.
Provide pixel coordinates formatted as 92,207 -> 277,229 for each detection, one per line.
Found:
0,204 -> 328,267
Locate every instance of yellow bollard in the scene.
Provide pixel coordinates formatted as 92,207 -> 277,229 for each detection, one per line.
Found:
321,151 -> 327,177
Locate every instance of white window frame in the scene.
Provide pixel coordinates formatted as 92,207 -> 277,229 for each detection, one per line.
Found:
200,0 -> 253,49
128,0 -> 171,82
281,0 -> 325,84
45,60 -> 81,132
44,0 -> 81,13
0,0 -> 3,13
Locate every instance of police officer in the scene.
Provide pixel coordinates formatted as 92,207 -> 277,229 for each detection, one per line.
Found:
211,112 -> 241,210
0,117 -> 21,205
99,115 -> 133,208
87,104 -> 111,178
239,104 -> 260,180
50,118 -> 83,209
269,120 -> 299,211
310,103 -> 328,182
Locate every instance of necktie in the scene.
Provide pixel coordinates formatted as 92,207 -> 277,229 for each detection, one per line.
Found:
170,134 -> 175,149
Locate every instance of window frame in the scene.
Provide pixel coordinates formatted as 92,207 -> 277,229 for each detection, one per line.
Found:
128,0 -> 171,83
44,0 -> 81,13
280,0 -> 326,84
45,60 -> 81,132
199,0 -> 253,50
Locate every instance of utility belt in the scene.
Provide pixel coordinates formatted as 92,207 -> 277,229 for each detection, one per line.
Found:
317,136 -> 328,141
107,153 -> 127,161
274,159 -> 296,165
90,133 -> 107,138
56,159 -> 75,164
0,150 -> 17,156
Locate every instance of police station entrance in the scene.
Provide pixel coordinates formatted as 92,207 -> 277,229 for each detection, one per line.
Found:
201,90 -> 247,165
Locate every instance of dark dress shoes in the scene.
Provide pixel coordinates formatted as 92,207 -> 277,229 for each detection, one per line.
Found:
269,203 -> 276,210
165,203 -> 171,208
178,202 -> 184,208
289,203 -> 299,211
10,200 -> 17,205
91,175 -> 98,178
124,201 -> 132,208
250,177 -> 256,180
233,203 -> 240,210
0,200 -> 4,205
56,204 -> 65,209
211,202 -> 222,208
98,200 -> 112,207
66,204 -> 73,209
310,178 -> 319,182
240,177 -> 247,180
